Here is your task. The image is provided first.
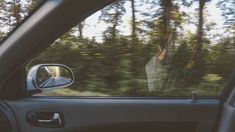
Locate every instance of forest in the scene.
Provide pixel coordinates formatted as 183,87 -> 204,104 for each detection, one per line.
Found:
0,0 -> 235,97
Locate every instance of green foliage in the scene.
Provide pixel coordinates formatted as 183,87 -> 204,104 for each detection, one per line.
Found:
0,0 -> 42,41
99,0 -> 126,39
0,0 -> 26,29
0,31 -> 5,42
217,0 -> 235,25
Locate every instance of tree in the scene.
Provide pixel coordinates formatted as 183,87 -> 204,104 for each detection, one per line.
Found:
217,0 -> 235,36
217,0 -> 235,25
0,31 -> 5,41
130,0 -> 137,42
210,38 -> 235,78
195,0 -> 205,57
26,0 -> 43,12
144,0 -> 183,60
99,0 -> 126,40
138,0 -> 186,90
4,0 -> 23,27
77,21 -> 85,39
0,0 -> 32,32
144,0 -> 173,57
190,0 -> 206,84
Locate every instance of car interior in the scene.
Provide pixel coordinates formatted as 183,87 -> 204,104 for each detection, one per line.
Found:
0,0 -> 235,132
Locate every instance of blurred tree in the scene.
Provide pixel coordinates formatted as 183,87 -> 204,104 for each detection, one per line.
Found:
26,0 -> 43,12
130,0 -> 137,43
99,0 -> 126,40
77,21 -> 85,39
210,38 -> 235,78
143,0 -> 183,58
0,31 -> 5,41
217,0 -> 235,25
0,0 -> 40,32
190,0 -> 207,84
0,0 -> 23,29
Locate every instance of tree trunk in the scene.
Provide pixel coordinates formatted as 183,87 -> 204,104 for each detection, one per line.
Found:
112,2 -> 119,40
162,0 -> 172,49
158,0 -> 173,90
195,0 -> 205,56
159,0 -> 172,63
130,0 -> 137,43
191,0 -> 205,83
78,22 -> 84,39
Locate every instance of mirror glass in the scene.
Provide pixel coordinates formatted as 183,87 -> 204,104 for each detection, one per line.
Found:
36,65 -> 73,88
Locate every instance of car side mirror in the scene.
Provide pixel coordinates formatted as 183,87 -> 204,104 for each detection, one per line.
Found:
27,64 -> 74,93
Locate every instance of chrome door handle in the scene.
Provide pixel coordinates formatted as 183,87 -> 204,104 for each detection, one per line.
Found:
26,111 -> 64,128
38,113 -> 62,125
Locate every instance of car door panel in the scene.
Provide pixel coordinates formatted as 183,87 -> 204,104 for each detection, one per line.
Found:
6,98 -> 220,132
217,104 -> 235,132
217,88 -> 235,132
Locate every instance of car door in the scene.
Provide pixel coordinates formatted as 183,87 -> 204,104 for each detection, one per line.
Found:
0,0 -> 234,132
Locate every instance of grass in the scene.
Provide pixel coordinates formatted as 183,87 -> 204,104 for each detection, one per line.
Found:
37,88 -> 110,96
37,83 -> 222,97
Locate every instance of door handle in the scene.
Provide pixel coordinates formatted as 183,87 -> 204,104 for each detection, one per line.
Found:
26,110 -> 64,128
38,113 -> 62,126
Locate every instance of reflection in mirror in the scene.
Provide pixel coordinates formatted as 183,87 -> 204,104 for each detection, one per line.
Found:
36,66 -> 72,88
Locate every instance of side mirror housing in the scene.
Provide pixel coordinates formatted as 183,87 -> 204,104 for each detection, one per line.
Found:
27,64 -> 74,93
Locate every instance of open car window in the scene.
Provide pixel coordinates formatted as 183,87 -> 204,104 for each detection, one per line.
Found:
21,0 -> 235,97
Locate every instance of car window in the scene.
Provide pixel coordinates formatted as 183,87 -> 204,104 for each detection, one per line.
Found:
28,0 -> 235,97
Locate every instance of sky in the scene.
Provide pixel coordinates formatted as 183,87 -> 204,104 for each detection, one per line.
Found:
81,0 -> 227,43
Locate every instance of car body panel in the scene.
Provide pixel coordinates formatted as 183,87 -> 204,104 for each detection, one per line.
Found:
6,98 -> 220,132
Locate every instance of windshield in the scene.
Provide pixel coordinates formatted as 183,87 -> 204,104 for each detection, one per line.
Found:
0,0 -> 43,42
